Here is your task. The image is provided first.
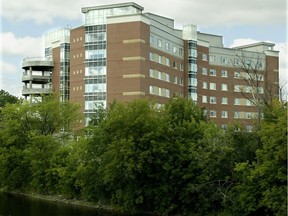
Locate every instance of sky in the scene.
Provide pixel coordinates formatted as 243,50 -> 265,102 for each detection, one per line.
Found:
0,0 -> 287,97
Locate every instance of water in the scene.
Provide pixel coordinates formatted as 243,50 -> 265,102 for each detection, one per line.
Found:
0,193 -> 131,216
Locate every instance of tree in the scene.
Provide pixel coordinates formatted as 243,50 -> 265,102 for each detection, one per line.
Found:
229,100 -> 287,216
0,89 -> 19,107
0,93 -> 80,191
77,98 -> 233,215
233,50 -> 281,129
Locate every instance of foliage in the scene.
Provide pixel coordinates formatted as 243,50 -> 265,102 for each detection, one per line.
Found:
0,97 -> 286,216
229,100 -> 287,216
0,89 -> 19,108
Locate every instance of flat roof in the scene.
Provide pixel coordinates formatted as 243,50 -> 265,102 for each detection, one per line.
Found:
82,2 -> 144,13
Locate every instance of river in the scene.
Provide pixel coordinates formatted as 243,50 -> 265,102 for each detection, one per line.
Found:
0,193 -> 140,216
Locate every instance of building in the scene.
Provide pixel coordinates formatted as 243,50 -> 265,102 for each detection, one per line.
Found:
21,2 -> 279,130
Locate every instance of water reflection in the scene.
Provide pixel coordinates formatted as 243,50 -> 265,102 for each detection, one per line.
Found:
0,193 -> 132,216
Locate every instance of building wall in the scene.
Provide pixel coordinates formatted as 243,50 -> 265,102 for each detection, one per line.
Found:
106,21 -> 150,104
52,47 -> 61,93
70,26 -> 86,127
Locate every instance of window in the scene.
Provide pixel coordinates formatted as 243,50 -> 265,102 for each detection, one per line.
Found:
210,83 -> 216,90
202,96 -> 207,103
202,67 -> 207,75
246,125 -> 253,132
246,112 -> 252,119
173,46 -> 177,53
221,70 -> 228,77
165,42 -> 170,51
157,39 -> 162,48
221,111 -> 228,118
210,110 -> 217,117
180,63 -> 184,71
221,84 -> 228,91
179,78 -> 183,85
221,57 -> 228,64
165,58 -> 170,66
150,35 -> 154,44
234,98 -> 240,105
179,48 -> 183,56
210,96 -> 216,104
234,85 -> 241,92
246,99 -> 253,106
173,61 -> 177,69
234,112 -> 240,119
158,55 -> 162,64
149,52 -> 154,61
221,97 -> 228,104
174,76 -> 178,84
221,124 -> 228,130
202,82 -> 207,89
209,55 -> 216,62
202,53 -> 207,61
210,69 -> 216,76
234,72 -> 240,78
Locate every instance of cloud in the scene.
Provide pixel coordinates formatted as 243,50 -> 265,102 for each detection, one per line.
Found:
0,32 -> 43,57
1,0 -> 286,26
0,60 -> 22,97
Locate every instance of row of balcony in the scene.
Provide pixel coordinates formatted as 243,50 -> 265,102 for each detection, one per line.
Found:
22,86 -> 52,95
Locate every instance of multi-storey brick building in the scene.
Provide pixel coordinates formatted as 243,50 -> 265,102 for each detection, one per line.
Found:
21,2 -> 279,130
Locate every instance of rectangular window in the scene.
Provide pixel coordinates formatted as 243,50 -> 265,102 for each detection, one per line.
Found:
174,76 -> 178,84
221,57 -> 228,64
210,83 -> 216,90
210,96 -> 216,104
202,96 -> 207,103
210,110 -> 217,117
202,81 -> 207,89
150,35 -> 154,44
221,111 -> 228,118
157,39 -> 162,48
210,69 -> 216,76
221,84 -> 228,91
246,125 -> 253,132
158,55 -> 162,64
173,61 -> 177,69
234,112 -> 240,119
165,58 -> 170,66
234,85 -> 241,92
179,48 -> 183,56
221,70 -> 228,77
173,46 -> 177,53
234,98 -> 240,105
202,53 -> 207,61
202,68 -> 207,75
221,97 -> 228,104
234,72 -> 240,78
179,78 -> 183,85
149,52 -> 154,61
180,63 -> 184,71
165,42 -> 170,51
246,99 -> 253,106
209,55 -> 216,62
246,112 -> 252,119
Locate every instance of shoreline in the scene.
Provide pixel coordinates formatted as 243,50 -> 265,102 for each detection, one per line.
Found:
8,191 -> 114,211
4,191 -> 151,215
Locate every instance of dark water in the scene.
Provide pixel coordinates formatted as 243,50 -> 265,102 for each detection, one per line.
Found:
0,193 -> 132,216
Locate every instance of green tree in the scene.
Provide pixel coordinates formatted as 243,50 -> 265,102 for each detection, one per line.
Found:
0,89 -> 19,107
77,98 -> 231,215
230,100 -> 287,216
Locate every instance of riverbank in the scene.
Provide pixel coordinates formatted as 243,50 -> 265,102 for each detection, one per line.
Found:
5,191 -> 150,216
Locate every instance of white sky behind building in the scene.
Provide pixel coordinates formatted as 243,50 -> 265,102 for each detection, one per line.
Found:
0,0 -> 287,98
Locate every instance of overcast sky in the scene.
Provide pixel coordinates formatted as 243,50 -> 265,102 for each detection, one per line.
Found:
0,0 -> 287,97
